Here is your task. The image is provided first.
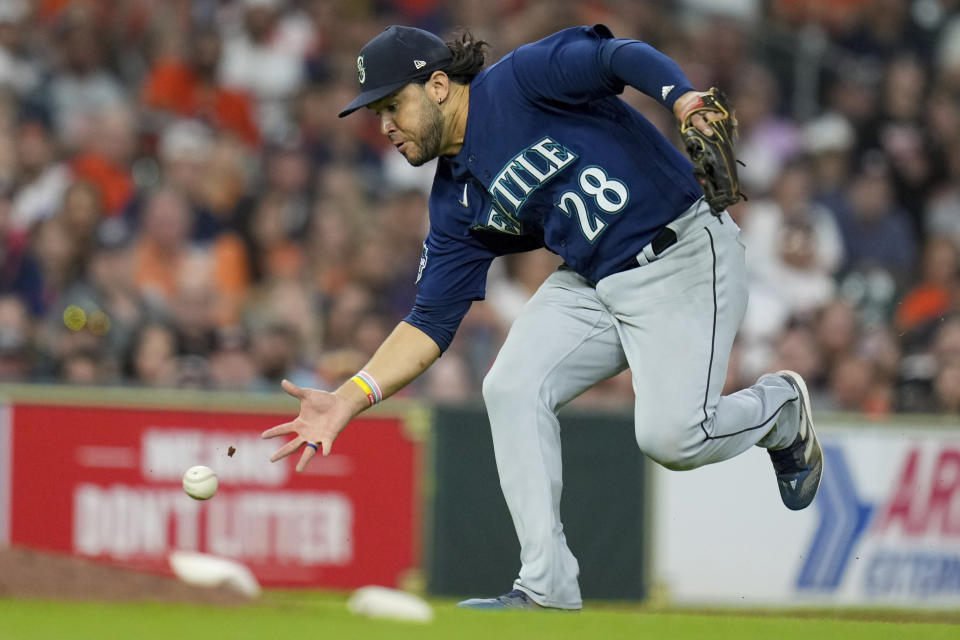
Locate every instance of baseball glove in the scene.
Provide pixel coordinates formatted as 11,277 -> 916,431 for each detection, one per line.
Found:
677,88 -> 744,215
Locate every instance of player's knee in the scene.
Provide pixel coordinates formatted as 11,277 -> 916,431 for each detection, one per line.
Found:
482,365 -> 522,405
635,420 -> 702,471
483,363 -> 546,417
642,442 -> 700,470
481,368 -> 501,402
650,450 -> 700,471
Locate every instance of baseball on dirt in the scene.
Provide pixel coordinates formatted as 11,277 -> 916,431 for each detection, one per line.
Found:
182,465 -> 218,500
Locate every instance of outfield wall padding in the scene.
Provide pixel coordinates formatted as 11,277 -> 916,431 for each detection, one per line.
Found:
427,404 -> 646,600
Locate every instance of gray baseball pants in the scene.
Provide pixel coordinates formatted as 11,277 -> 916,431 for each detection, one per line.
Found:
482,199 -> 800,609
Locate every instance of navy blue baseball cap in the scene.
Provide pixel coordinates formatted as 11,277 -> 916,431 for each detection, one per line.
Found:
338,26 -> 453,118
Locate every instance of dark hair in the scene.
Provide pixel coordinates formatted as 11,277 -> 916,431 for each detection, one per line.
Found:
443,29 -> 487,84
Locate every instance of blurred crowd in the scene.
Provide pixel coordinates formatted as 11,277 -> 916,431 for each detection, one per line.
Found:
0,0 -> 958,415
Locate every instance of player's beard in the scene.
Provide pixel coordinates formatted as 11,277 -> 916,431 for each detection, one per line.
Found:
406,91 -> 444,167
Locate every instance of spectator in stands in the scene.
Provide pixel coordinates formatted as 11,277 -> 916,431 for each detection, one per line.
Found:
824,63 -> 879,147
729,64 -> 801,196
197,135 -> 252,232
738,159 -> 843,376
829,157 -> 916,282
420,350 -> 474,401
241,277 -> 323,378
171,254 -> 223,359
131,187 -> 194,306
769,324 -> 825,393
45,16 -> 126,150
141,26 -> 260,146
900,315 -> 960,411
380,188 -> 430,265
866,55 -> 939,236
308,200 -> 357,298
239,141 -> 313,255
352,313 -> 394,360
0,294 -> 32,380
124,321 -> 178,387
208,326 -> 258,391
294,83 -> 376,168
933,316 -> 960,366
933,361 -> 960,413
0,0 -> 956,414
30,215 -> 80,311
58,181 -> 102,258
861,324 -> 903,385
218,0 -> 313,142
741,158 -> 843,313
0,196 -> 45,315
924,144 -> 960,249
69,103 -> 137,215
249,320 -> 316,390
837,0 -> 932,63
9,115 -> 71,233
826,355 -> 892,416
802,113 -> 857,204
59,346 -> 104,385
0,0 -> 41,97
321,282 -> 375,352
58,217 -> 143,364
349,229 -> 409,315
814,298 -> 861,374
244,191 -> 305,284
150,123 -> 252,321
151,119 -> 214,236
895,236 -> 958,352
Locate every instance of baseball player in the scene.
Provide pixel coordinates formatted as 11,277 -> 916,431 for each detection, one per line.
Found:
262,24 -> 823,611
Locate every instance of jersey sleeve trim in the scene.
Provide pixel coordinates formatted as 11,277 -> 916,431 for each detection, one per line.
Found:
403,299 -> 474,353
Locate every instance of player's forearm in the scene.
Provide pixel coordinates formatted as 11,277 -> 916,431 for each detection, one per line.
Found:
606,40 -> 694,109
333,321 -> 441,416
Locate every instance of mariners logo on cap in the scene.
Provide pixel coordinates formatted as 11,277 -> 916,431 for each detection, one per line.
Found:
357,55 -> 366,84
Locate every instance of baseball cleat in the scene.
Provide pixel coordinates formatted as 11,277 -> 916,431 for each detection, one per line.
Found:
768,370 -> 823,511
456,589 -> 544,610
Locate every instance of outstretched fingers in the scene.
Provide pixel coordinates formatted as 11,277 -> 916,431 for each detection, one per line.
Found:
269,436 -> 305,463
296,443 -> 318,472
281,378 -> 305,399
261,420 -> 296,439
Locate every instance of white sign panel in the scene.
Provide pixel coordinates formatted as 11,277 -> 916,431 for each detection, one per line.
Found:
652,425 -> 960,607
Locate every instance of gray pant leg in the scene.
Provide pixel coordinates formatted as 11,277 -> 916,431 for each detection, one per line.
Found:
597,208 -> 798,470
483,268 -> 626,609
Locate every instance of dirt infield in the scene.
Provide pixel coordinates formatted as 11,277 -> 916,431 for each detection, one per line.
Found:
0,547 -> 251,604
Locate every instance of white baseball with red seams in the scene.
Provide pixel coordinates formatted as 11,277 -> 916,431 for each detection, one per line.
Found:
182,465 -> 218,500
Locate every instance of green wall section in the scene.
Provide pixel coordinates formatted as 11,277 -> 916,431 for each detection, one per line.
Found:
427,404 -> 646,600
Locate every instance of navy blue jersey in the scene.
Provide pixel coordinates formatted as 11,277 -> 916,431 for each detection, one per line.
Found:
406,24 -> 702,350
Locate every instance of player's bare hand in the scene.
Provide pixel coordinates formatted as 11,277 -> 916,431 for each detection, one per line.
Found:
674,90 -> 726,137
261,379 -> 354,472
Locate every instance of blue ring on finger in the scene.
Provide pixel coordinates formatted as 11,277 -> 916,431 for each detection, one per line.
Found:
306,442 -> 319,452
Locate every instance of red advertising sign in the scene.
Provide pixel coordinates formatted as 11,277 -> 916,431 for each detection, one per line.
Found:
8,403 -> 420,588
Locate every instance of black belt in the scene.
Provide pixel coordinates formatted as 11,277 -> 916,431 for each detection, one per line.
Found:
575,225 -> 679,288
610,225 -> 678,276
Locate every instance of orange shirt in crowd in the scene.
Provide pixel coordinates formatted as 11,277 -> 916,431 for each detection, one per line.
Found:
212,233 -> 252,325
133,233 -> 251,326
70,153 -> 134,216
142,59 -> 260,147
896,284 -> 954,332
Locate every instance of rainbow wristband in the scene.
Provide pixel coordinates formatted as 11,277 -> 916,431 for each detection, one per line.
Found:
350,370 -> 383,406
